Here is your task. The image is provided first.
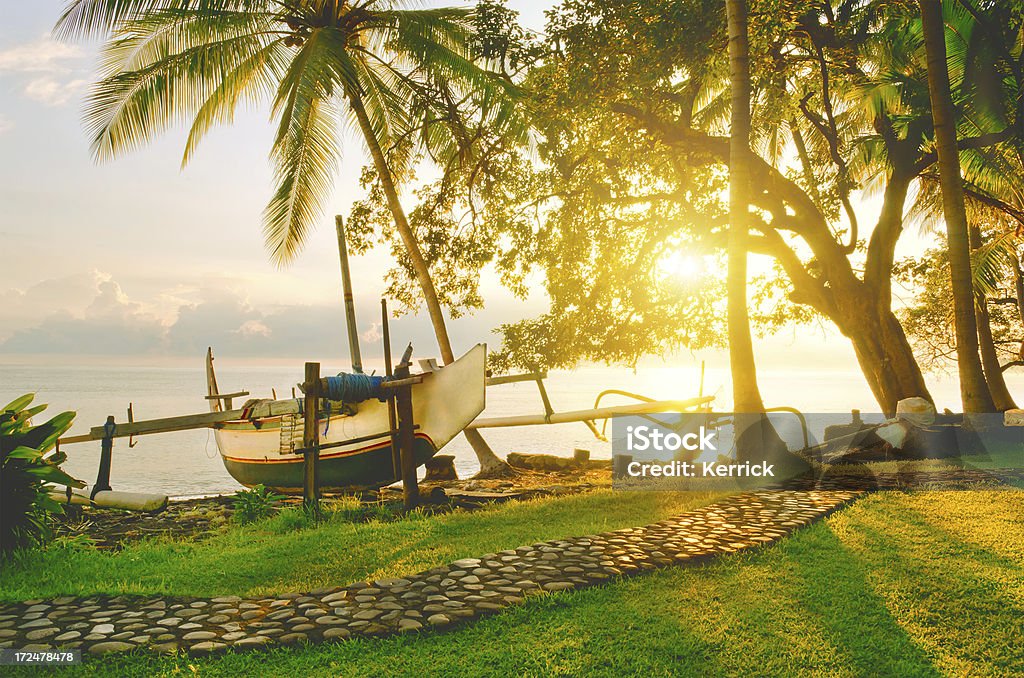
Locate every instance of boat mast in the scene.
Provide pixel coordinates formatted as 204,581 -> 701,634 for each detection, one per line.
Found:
336,215 -> 363,373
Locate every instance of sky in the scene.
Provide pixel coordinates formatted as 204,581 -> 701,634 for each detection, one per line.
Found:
0,1 -> 924,375
0,1 -> 557,366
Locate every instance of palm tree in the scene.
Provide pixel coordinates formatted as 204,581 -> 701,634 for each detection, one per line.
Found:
725,0 -> 763,417
725,0 -> 797,472
56,0 -> 516,474
918,0 -> 996,413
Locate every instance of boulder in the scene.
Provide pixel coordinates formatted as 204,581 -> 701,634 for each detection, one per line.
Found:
895,397 -> 936,427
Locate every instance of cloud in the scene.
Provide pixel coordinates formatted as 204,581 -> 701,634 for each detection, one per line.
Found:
238,320 -> 271,338
24,77 -> 87,106
0,35 -> 83,74
0,273 -> 510,359
1,279 -> 167,355
0,271 -> 115,337
0,115 -> 12,134
0,34 -> 89,108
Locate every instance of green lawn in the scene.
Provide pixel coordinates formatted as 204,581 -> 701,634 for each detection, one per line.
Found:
0,490 -> 722,601
8,488 -> 1020,677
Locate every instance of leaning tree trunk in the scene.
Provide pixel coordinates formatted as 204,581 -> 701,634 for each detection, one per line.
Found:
976,297 -> 1016,410
348,93 -> 514,478
970,228 -> 1016,410
919,0 -> 996,414
841,298 -> 935,415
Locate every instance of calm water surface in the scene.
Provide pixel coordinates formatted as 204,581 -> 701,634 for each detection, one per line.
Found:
0,361 -> 1009,496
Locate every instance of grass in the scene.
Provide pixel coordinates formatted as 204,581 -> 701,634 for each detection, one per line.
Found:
4,487 -> 1022,676
8,488 -> 1021,677
0,490 -> 722,601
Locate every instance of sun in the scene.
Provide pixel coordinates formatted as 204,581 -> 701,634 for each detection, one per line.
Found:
656,251 -> 704,282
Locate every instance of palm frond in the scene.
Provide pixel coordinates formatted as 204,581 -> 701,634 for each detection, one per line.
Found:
182,37 -> 291,166
265,28 -> 349,264
85,10 -> 276,160
972,229 -> 1020,297
55,0 -> 261,39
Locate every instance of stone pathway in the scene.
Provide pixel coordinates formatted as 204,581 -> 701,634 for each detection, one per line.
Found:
0,488 -> 863,657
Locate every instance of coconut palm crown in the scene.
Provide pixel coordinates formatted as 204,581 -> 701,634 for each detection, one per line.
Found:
55,0 -> 520,264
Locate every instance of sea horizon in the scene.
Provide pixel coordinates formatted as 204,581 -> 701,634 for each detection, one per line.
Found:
3,359 -> 1015,497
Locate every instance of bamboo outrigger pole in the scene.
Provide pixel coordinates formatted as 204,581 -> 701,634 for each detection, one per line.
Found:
466,396 -> 715,430
336,215 -> 363,373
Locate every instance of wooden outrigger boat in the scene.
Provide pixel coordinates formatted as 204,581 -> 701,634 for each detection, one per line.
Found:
206,344 -> 486,491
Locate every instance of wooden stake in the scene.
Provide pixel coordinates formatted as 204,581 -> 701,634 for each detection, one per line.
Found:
395,362 -> 419,510
91,415 -> 116,500
302,362 -> 321,518
382,299 -> 400,481
336,216 -> 363,373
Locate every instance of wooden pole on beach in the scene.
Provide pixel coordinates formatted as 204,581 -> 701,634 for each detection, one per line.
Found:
382,299 -> 400,481
336,216 -> 363,374
395,361 -> 419,510
302,362 -> 321,518
91,415 -> 116,500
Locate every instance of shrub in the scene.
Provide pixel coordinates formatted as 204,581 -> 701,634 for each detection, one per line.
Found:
1,394 -> 84,555
232,484 -> 285,524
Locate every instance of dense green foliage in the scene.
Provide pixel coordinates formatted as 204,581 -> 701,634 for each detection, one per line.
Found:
897,244 -> 1024,373
345,0 -> 1024,411
0,394 -> 83,555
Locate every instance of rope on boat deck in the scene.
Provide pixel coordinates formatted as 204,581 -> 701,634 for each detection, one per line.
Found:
321,373 -> 387,403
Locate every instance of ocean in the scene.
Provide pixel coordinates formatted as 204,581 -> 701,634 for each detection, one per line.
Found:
0,361 -> 1010,497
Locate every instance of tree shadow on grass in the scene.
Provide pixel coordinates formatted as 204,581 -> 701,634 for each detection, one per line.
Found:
626,527 -> 944,677
782,526 -> 943,677
836,498 -> 1024,673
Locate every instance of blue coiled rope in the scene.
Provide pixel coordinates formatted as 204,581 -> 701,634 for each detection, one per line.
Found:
322,372 -> 386,403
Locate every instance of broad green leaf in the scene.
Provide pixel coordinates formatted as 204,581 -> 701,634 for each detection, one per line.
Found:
1,393 -> 35,414
6,446 -> 45,461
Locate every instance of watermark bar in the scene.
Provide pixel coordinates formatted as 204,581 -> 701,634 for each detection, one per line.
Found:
611,411 -> 1024,491
0,649 -> 82,665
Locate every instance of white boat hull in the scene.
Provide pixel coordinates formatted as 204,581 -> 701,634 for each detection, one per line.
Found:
212,344 -> 486,490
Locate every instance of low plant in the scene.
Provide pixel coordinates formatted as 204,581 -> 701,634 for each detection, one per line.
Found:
322,494 -> 364,522
49,533 -> 99,552
267,506 -> 313,533
1,394 -> 84,555
321,496 -> 449,524
232,484 -> 285,524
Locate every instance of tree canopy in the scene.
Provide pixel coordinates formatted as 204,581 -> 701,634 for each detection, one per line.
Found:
349,0 -> 1024,412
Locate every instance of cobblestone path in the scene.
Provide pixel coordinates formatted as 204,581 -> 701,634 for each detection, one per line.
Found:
0,487 -> 866,657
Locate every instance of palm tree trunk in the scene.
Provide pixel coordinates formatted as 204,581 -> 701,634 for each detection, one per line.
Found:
970,226 -> 1016,410
726,0 -> 800,473
348,93 -> 513,477
1013,257 -> 1024,365
919,0 -> 996,414
725,0 -> 764,416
